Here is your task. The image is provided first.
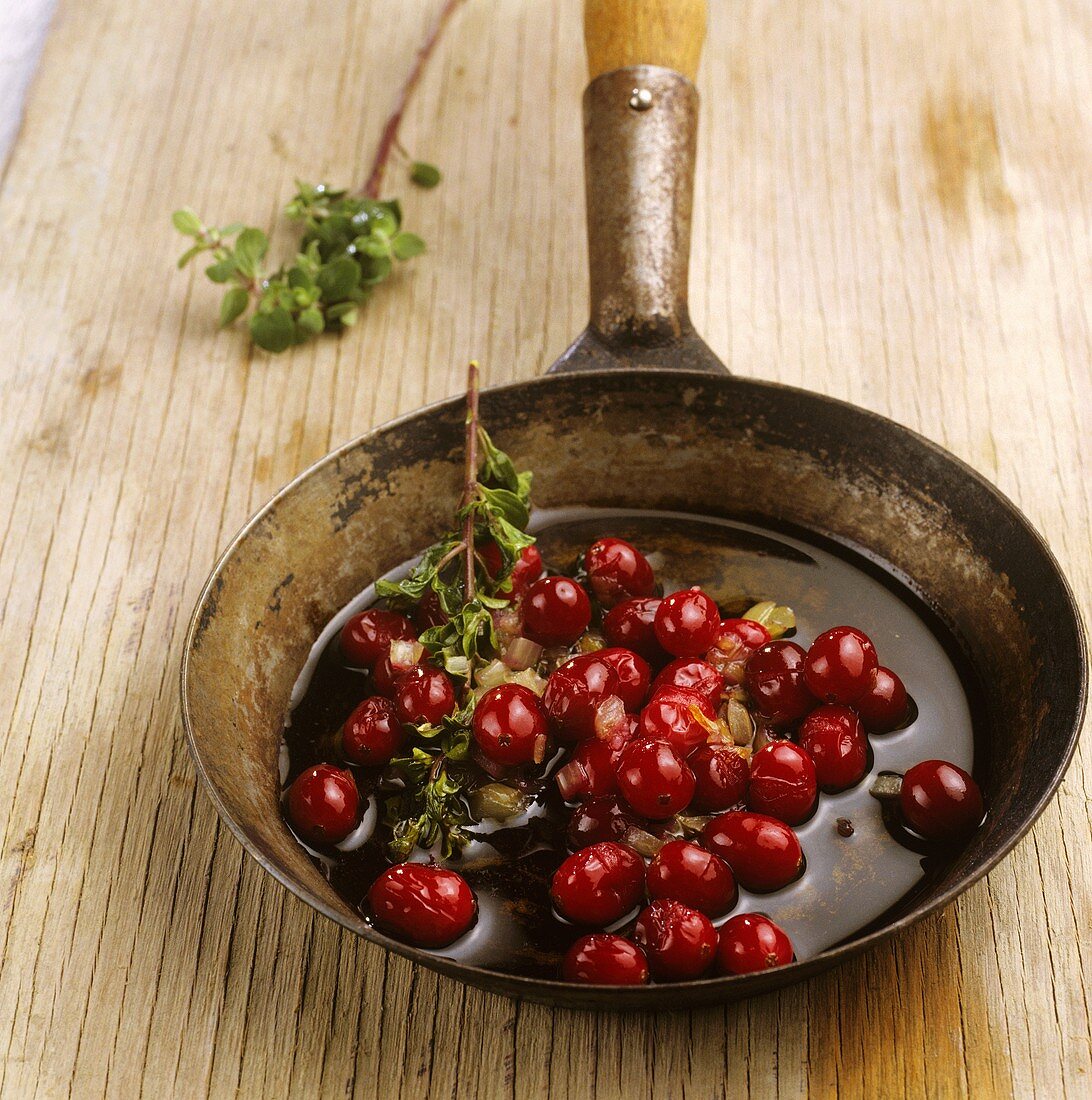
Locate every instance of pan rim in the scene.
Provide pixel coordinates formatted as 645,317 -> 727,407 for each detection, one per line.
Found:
180,367 -> 1088,1001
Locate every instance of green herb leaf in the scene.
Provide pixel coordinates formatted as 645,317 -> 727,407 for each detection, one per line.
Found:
233,228 -> 269,279
410,161 -> 442,188
172,208 -> 204,237
392,232 -> 426,260
249,307 -> 295,352
219,286 -> 250,327
316,256 -> 360,299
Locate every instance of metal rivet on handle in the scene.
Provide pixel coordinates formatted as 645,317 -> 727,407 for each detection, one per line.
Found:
628,87 -> 653,111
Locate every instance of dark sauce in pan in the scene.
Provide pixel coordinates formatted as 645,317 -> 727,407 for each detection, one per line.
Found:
282,509 -> 984,978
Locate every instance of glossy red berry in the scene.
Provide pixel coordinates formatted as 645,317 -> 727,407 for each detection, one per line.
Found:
372,652 -> 423,696
854,666 -> 909,732
543,653 -> 620,743
747,741 -> 818,825
561,934 -> 649,985
480,541 -> 543,596
286,764 -> 360,845
414,590 -> 448,630
702,811 -> 804,892
798,705 -> 869,792
368,863 -> 477,947
803,626 -> 879,704
654,587 -> 721,658
566,796 -> 634,850
556,739 -> 620,802
583,537 -> 656,607
342,696 -> 404,766
744,640 -> 814,726
646,840 -> 738,917
522,577 -> 592,646
392,666 -> 457,727
472,683 -> 549,766
900,759 -> 984,841
652,658 -> 725,707
633,900 -> 718,980
717,913 -> 793,974
689,744 -> 749,812
550,842 -> 645,926
340,609 -> 416,668
616,739 -> 696,819
603,597 -> 668,664
596,647 -> 652,712
716,618 -> 771,650
638,686 -> 716,756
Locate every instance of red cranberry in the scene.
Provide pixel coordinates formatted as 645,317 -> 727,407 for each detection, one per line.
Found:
561,934 -> 649,985
479,541 -> 543,596
716,618 -> 771,650
616,739 -> 696,819
747,741 -> 818,825
583,537 -> 656,607
472,683 -> 548,766
392,666 -> 457,727
543,653 -> 620,743
646,839 -> 737,916
689,744 -> 749,812
744,640 -> 814,726
566,796 -> 633,849
603,597 -> 668,664
798,705 -> 869,792
654,587 -> 721,658
803,626 -> 879,704
652,658 -> 725,707
341,609 -> 416,668
855,666 -> 909,732
550,842 -> 645,925
286,764 -> 360,845
556,739 -> 620,802
522,577 -> 592,646
342,696 -> 404,766
372,652 -> 423,696
702,811 -> 804,892
633,900 -> 717,980
900,759 -> 984,841
638,686 -> 715,756
414,590 -> 448,630
596,647 -> 652,712
717,913 -> 793,974
368,863 -> 477,947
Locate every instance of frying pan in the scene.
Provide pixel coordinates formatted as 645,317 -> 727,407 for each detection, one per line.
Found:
180,0 -> 1087,1009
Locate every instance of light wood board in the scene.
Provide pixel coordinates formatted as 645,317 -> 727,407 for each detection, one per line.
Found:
1,0 -> 1090,1096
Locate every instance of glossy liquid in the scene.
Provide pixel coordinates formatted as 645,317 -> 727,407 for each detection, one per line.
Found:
283,509 -> 982,977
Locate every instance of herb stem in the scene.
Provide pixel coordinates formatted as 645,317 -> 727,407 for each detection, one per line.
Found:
361,0 -> 465,200
462,360 -> 481,605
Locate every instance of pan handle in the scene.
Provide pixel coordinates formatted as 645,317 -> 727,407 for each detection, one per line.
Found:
564,0 -> 723,371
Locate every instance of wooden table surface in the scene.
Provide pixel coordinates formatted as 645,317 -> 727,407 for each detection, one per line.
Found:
2,1 -> 1090,1096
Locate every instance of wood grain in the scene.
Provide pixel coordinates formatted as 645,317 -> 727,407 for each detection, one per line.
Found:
1,0 -> 1089,1096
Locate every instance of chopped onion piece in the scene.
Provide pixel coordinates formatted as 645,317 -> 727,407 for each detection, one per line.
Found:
622,825 -> 664,858
594,696 -> 628,741
503,636 -> 543,671
476,659 -> 510,690
725,699 -> 755,746
389,638 -> 424,670
576,632 -> 606,654
445,655 -> 470,678
870,773 -> 903,801
673,813 -> 712,836
556,759 -> 588,802
469,783 -> 528,822
742,600 -> 796,639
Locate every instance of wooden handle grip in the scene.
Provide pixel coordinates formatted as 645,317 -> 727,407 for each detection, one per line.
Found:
584,0 -> 707,81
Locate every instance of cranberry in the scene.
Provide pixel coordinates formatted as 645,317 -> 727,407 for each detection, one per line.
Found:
583,537 -> 656,607
372,652 -> 423,696
561,934 -> 649,985
286,764 -> 360,845
480,541 -> 543,596
703,811 -> 804,892
689,744 -> 749,811
522,577 -> 592,646
744,640 -> 814,726
654,587 -> 721,658
652,658 -> 725,707
633,900 -> 717,980
556,739 -> 620,801
392,666 -> 457,727
900,759 -> 984,841
747,741 -> 818,825
340,609 -> 416,668
638,686 -> 716,756
566,796 -> 633,849
717,913 -> 793,974
414,590 -> 448,630
616,739 -> 696,819
342,696 -> 404,766
803,626 -> 879,704
550,842 -> 645,925
798,705 -> 869,792
603,597 -> 668,664
646,839 -> 737,917
716,618 -> 771,650
543,653 -> 620,743
368,863 -> 477,947
472,683 -> 548,766
596,647 -> 652,712
855,666 -> 909,732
